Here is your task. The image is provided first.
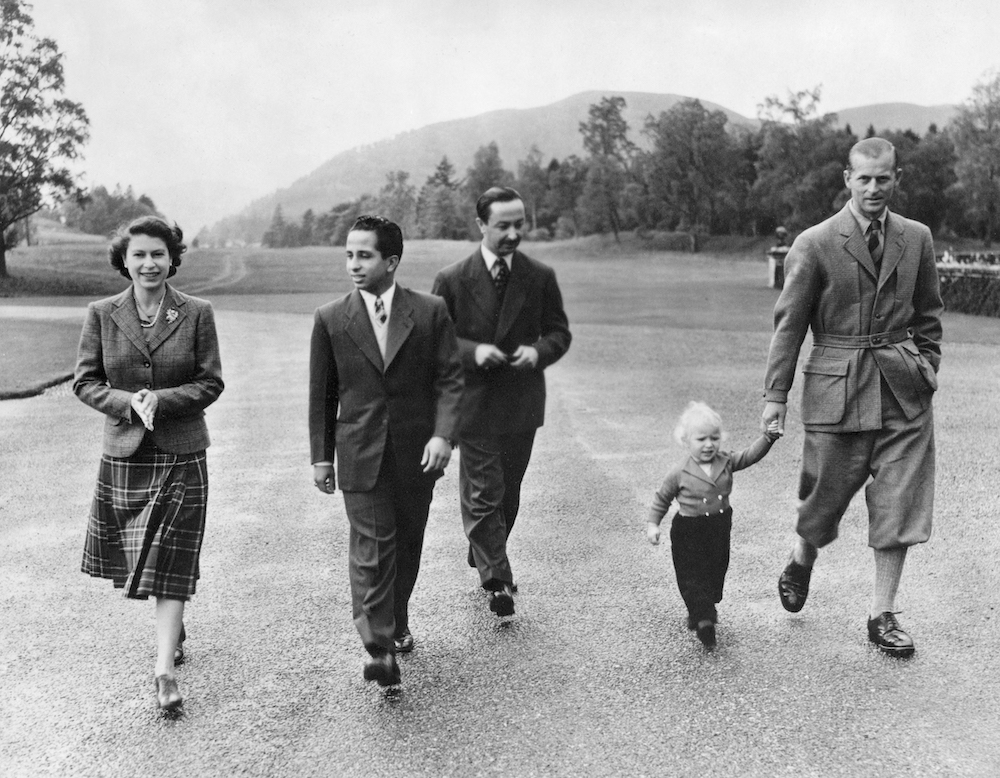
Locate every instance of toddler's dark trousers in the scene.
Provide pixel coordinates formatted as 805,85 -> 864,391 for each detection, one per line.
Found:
670,509 -> 733,624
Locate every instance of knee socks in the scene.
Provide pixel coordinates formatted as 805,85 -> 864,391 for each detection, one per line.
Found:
871,547 -> 907,618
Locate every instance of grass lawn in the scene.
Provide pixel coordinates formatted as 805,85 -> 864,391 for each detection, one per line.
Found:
4,232 -> 1000,399
0,318 -> 82,398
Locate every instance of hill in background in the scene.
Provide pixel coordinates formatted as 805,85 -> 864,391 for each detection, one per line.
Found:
206,92 -> 957,245
833,102 -> 957,135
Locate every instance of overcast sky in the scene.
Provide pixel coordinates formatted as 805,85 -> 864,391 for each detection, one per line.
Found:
29,0 -> 1000,230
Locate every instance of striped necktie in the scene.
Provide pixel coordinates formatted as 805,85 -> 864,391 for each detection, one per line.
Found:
494,257 -> 510,301
867,220 -> 882,265
374,296 -> 387,325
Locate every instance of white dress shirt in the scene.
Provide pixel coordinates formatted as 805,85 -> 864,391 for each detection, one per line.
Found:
481,244 -> 514,279
359,283 -> 396,360
848,199 -> 888,253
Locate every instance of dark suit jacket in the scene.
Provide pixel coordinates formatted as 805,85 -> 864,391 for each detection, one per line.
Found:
764,205 -> 943,432
308,285 -> 463,492
74,284 -> 224,456
431,248 -> 571,437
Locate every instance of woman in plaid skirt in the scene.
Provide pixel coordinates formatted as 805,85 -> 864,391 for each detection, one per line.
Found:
74,216 -> 224,711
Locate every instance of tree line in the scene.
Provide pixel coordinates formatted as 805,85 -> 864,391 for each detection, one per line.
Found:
259,76 -> 1000,250
5,0 -> 1000,281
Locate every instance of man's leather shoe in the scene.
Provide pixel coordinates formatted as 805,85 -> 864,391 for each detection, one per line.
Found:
394,630 -> 414,654
155,674 -> 183,710
867,612 -> 915,657
696,622 -> 716,648
363,651 -> 401,686
489,584 -> 515,617
778,558 -> 812,612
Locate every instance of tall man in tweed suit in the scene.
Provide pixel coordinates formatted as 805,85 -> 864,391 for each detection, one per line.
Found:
310,215 -> 463,686
762,137 -> 943,656
431,187 -> 571,618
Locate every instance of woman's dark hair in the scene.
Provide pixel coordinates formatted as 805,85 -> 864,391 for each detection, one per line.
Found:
109,216 -> 186,279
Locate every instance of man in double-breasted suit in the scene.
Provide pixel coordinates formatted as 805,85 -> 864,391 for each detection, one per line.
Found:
309,215 -> 463,686
762,137 -> 943,657
431,187 -> 571,617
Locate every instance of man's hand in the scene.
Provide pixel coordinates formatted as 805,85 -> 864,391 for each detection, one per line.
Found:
646,522 -> 661,545
130,389 -> 158,431
421,436 -> 452,473
508,345 -> 539,370
762,401 -> 787,437
313,464 -> 335,494
474,343 -> 509,369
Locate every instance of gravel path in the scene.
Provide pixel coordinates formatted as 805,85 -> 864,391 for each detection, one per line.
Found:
1,304 -> 999,778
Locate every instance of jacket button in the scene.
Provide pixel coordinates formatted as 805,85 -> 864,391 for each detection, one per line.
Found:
144,382 -> 151,388
144,361 -> 151,368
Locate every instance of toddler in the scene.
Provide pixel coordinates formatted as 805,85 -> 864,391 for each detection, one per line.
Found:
646,401 -> 779,647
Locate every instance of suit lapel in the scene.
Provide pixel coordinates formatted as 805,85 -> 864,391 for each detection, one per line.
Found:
344,290 -> 384,372
683,458 -> 718,486
110,288 -> 151,358
839,206 -> 878,280
495,250 -> 527,342
878,212 -> 905,290
460,249 -> 500,322
384,287 -> 415,371
146,285 -> 186,354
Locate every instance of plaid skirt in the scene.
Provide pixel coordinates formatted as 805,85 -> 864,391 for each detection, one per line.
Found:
82,440 -> 208,600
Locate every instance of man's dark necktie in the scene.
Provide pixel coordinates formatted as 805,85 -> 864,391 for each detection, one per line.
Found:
867,220 -> 883,267
374,296 -> 387,325
494,257 -> 509,301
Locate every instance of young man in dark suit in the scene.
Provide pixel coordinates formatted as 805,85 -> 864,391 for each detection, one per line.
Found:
431,187 -> 571,617
762,137 -> 943,656
309,215 -> 463,685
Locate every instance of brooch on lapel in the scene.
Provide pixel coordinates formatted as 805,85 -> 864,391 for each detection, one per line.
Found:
165,308 -> 179,324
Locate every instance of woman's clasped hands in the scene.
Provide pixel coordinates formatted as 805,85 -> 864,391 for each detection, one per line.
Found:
130,389 -> 158,431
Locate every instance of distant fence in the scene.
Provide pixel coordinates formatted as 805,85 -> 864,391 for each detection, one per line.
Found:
937,253 -> 1000,317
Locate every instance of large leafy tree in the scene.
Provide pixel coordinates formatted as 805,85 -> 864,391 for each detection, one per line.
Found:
372,170 -> 418,237
751,87 -> 856,233
464,142 -> 514,202
61,184 -> 159,235
546,155 -> 588,236
643,98 -> 749,234
516,145 -> 548,232
950,70 -> 1000,246
578,96 -> 636,240
880,127 -> 957,234
1,0 -> 89,276
417,155 -> 466,239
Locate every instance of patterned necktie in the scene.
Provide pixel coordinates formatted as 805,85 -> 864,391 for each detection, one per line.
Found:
374,296 -> 387,325
867,220 -> 882,265
494,257 -> 510,301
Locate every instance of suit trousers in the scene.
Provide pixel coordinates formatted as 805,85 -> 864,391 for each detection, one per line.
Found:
670,509 -> 732,624
459,430 -> 536,588
342,443 -> 434,655
797,379 -> 935,550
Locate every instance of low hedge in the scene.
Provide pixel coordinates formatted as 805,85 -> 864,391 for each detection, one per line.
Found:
938,267 -> 1000,317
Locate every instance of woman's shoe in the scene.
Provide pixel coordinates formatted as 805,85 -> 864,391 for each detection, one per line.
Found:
174,623 -> 186,666
155,674 -> 183,710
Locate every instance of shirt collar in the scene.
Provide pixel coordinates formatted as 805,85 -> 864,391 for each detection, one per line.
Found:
848,199 -> 889,234
481,244 -> 513,272
359,282 -> 396,314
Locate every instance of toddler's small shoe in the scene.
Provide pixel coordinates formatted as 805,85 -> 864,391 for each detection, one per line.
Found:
696,622 -> 716,648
